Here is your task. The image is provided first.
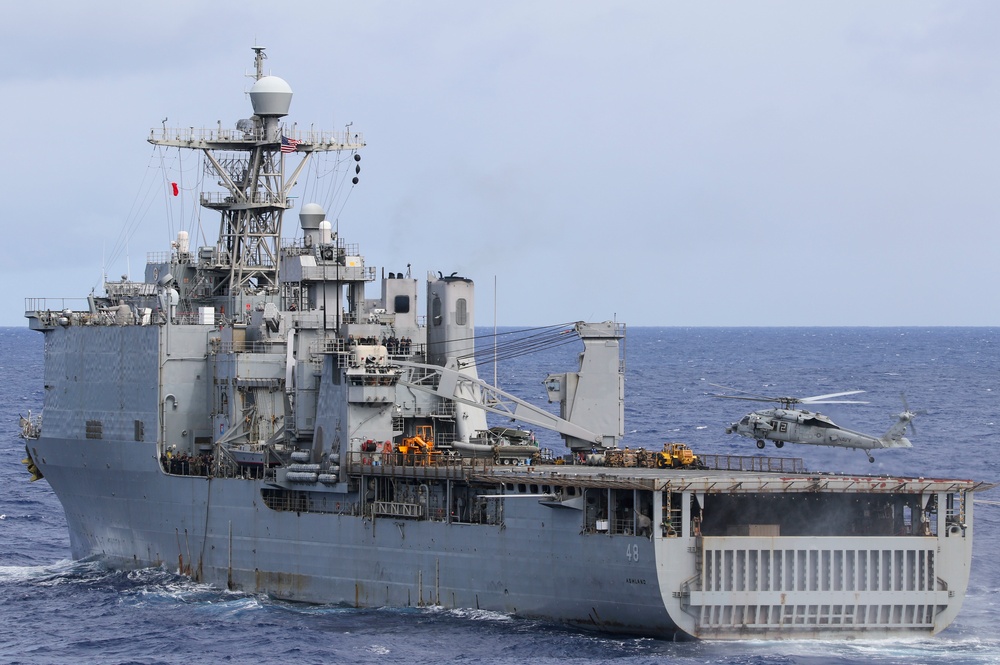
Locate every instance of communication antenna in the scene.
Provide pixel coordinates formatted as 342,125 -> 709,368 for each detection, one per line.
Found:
493,275 -> 498,389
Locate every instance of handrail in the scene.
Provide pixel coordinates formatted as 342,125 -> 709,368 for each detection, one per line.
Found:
699,454 -> 806,474
149,126 -> 365,148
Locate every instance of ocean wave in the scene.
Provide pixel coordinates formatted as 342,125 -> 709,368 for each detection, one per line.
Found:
0,559 -> 246,607
0,558 -> 91,585
430,606 -> 515,623
837,636 -> 1000,664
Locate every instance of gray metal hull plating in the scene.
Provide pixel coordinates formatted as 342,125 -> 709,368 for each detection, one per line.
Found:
32,436 -> 680,637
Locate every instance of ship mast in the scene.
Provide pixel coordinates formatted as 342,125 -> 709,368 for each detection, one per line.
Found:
148,47 -> 365,303
218,44 -> 284,297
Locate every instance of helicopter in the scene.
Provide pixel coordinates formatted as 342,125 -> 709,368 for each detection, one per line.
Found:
710,384 -> 919,462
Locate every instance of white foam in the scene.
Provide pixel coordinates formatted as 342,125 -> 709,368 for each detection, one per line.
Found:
440,606 -> 514,623
0,559 -> 80,584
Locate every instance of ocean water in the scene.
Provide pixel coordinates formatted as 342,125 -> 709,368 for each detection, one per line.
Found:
1,325 -> 998,665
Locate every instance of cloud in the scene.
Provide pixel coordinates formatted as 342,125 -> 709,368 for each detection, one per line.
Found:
3,1 -> 1000,326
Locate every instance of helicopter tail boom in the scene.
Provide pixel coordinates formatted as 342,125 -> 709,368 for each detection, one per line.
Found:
879,434 -> 913,448
879,410 -> 918,448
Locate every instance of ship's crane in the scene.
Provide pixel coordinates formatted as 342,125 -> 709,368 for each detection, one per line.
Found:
394,321 -> 625,452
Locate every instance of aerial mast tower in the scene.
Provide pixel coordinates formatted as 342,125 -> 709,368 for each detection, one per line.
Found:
149,47 -> 365,301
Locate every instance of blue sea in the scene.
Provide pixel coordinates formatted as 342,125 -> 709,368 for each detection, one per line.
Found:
1,326 -> 998,664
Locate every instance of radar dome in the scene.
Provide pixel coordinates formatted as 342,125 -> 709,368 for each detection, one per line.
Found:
249,76 -> 293,117
299,203 -> 326,230
319,220 -> 333,245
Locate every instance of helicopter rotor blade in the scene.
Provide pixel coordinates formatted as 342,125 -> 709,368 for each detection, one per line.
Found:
710,385 -> 868,406
899,394 -> 927,417
711,394 -> 782,402
799,390 -> 867,403
707,384 -> 782,402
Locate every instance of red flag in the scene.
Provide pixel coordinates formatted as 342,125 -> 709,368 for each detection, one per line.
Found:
171,182 -> 179,196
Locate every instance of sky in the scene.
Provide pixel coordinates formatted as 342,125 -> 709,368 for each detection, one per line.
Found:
2,1 -> 999,327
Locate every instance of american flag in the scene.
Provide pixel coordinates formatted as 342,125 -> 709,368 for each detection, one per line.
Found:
280,135 -> 301,153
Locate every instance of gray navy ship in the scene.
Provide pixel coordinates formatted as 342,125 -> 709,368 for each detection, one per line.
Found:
20,47 -> 994,640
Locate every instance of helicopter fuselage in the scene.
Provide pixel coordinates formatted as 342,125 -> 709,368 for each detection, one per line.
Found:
726,408 -> 912,452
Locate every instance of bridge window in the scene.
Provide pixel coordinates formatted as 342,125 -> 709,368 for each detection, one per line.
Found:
432,296 -> 442,326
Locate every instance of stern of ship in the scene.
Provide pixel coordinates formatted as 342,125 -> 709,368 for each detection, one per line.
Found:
652,478 -> 979,639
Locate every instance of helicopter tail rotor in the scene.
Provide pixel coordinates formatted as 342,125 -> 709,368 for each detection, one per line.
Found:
898,393 -> 927,437
882,394 -> 925,446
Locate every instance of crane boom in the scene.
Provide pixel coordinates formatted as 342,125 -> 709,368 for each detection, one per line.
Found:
393,321 -> 625,452
394,360 -> 607,449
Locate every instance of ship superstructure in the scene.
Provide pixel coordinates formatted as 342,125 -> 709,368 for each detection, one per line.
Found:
20,48 -> 993,640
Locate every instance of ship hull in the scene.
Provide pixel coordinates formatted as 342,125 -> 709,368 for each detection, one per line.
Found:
28,434 -> 977,640
30,436 -> 683,637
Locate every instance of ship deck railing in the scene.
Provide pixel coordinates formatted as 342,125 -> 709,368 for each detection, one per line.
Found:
347,451 -> 495,479
146,249 -> 233,267
214,339 -> 284,354
104,281 -> 159,298
699,454 -> 805,474
200,191 -> 294,209
281,238 -> 361,257
25,298 -> 90,314
25,301 -> 166,329
346,450 -> 806,481
150,126 -> 365,147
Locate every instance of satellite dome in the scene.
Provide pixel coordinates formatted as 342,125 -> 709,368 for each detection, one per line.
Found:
299,203 -> 326,230
249,75 -> 293,117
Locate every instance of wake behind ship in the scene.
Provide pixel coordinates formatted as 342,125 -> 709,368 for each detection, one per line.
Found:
20,48 -> 993,640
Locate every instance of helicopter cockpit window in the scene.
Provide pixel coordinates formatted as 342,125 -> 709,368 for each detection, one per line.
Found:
740,415 -> 750,425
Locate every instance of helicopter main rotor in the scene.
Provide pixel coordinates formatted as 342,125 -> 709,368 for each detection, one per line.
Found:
709,384 -> 868,409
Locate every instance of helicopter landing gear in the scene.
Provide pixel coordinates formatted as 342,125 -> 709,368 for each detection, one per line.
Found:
866,452 -> 875,463
756,440 -> 765,449
774,441 -> 784,449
